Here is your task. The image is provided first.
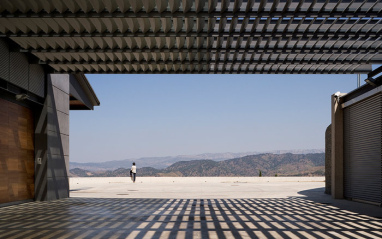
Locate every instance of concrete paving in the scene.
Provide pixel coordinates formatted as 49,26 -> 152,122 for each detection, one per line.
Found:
0,177 -> 381,239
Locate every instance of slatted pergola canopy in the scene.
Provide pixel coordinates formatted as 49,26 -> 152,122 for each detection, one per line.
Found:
0,0 -> 381,74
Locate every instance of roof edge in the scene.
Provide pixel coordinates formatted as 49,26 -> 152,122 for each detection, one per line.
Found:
73,73 -> 100,107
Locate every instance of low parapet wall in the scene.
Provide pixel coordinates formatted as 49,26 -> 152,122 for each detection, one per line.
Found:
69,177 -> 325,199
70,176 -> 325,185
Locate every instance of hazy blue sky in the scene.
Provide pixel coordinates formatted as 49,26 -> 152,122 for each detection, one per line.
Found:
70,73 -> 367,163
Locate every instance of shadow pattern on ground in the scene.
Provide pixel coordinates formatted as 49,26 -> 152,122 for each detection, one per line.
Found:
0,197 -> 381,238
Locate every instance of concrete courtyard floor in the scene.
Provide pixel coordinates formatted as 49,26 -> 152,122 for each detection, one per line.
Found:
1,177 -> 382,239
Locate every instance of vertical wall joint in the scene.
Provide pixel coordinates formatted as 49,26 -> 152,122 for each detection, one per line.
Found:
331,93 -> 345,199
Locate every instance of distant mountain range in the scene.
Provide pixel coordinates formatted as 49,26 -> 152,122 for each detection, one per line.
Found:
70,153 -> 325,177
70,149 -> 324,171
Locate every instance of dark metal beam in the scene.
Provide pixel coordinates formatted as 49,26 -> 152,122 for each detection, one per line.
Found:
41,57 -> 379,65
53,68 -> 371,74
2,31 -> 380,38
368,65 -> 382,78
1,10 -> 380,18
23,48 -> 382,54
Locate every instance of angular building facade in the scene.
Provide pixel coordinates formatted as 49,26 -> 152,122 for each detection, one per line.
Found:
0,38 -> 99,204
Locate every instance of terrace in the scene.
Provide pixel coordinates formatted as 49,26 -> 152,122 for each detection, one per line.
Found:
1,177 -> 381,238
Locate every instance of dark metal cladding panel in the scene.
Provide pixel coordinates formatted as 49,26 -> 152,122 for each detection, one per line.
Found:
10,52 -> 29,90
0,39 -> 9,81
343,93 -> 382,204
29,64 -> 45,97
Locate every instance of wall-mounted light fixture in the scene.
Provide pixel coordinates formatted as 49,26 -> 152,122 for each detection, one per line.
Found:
15,93 -> 29,101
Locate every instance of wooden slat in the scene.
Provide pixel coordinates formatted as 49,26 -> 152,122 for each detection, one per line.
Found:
0,99 -> 34,204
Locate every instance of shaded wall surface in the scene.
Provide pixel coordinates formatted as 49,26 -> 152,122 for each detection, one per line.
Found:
0,38 -> 45,204
0,39 -> 45,98
331,85 -> 382,205
325,124 -> 331,195
35,74 -> 70,201
343,93 -> 382,204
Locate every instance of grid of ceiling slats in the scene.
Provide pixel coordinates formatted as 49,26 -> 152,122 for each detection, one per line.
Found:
0,0 -> 381,74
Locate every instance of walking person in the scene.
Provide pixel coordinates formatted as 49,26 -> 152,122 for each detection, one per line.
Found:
131,162 -> 137,183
